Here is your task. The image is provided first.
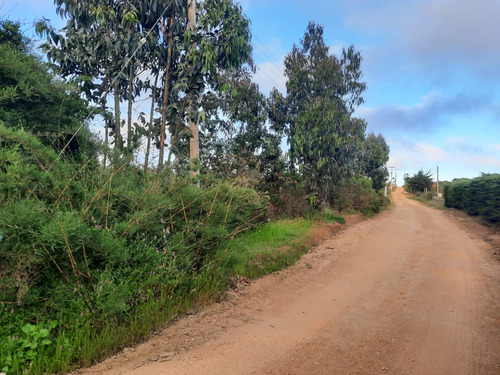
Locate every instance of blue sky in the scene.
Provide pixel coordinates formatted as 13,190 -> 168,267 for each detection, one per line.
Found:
3,0 -> 500,184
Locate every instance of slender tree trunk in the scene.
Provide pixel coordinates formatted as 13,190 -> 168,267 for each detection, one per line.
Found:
113,81 -> 122,151
157,13 -> 175,171
166,96 -> 188,170
188,0 -> 199,177
127,65 -> 134,151
144,73 -> 159,174
103,100 -> 108,168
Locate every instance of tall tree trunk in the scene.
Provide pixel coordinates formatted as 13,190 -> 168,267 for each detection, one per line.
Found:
144,73 -> 159,174
188,0 -> 199,177
166,96 -> 188,170
113,80 -> 122,151
127,64 -> 134,151
157,13 -> 175,171
103,100 -> 108,169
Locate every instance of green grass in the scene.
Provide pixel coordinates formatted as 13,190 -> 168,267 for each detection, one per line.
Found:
221,219 -> 315,278
409,194 -> 446,210
1,214 -> 338,374
29,219 -> 321,374
319,208 -> 346,224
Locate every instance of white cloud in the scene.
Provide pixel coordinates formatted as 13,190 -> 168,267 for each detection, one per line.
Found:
253,60 -> 286,94
342,0 -> 500,80
416,143 -> 448,162
464,155 -> 500,169
360,91 -> 491,136
387,135 -> 500,184
251,36 -> 287,94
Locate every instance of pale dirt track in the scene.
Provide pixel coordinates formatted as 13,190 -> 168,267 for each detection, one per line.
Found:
81,189 -> 500,375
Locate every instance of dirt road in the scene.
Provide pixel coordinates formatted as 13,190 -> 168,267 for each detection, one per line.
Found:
83,189 -> 500,375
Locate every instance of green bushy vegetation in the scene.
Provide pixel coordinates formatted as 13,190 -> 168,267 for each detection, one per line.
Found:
0,125 -> 269,373
331,177 -> 389,216
404,169 -> 433,193
0,14 -> 390,373
444,174 -> 500,222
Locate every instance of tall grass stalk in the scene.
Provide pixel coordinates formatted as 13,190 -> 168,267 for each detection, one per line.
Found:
0,126 -> 344,374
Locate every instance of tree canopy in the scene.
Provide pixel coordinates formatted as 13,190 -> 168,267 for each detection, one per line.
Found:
363,132 -> 390,190
404,169 -> 433,192
0,20 -> 93,159
269,22 -> 367,199
36,0 -> 252,168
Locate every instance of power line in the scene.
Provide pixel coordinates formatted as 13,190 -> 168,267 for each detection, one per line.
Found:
54,1 -> 175,160
249,28 -> 287,93
252,47 -> 285,83
250,29 -> 286,78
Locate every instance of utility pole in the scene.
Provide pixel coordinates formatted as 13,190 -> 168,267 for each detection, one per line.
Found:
389,166 -> 396,191
436,166 -> 440,199
188,0 -> 199,177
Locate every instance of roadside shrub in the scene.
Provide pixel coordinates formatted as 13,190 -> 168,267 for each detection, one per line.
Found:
331,177 -> 388,215
265,173 -> 312,218
0,125 -> 268,374
321,207 -> 346,224
444,174 -> 500,222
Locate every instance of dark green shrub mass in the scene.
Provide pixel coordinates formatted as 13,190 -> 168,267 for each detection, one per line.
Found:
444,174 -> 500,222
0,125 -> 267,374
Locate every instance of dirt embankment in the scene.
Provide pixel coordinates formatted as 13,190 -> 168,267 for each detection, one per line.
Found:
78,189 -> 500,375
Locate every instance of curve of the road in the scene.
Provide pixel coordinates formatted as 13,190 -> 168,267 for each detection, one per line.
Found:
82,188 -> 500,375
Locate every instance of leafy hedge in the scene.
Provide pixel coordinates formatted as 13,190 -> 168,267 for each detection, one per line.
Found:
444,174 -> 500,222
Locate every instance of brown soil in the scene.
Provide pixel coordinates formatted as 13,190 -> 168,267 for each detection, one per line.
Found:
77,189 -> 500,375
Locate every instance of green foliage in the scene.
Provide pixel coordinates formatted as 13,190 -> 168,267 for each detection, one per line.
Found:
404,169 -> 433,193
0,126 -> 267,373
274,22 -> 367,197
332,177 -> 389,215
1,321 -> 57,374
444,174 -> 500,222
363,132 -> 389,190
0,24 -> 93,159
37,0 -> 253,163
201,67 -> 282,183
0,20 -> 29,52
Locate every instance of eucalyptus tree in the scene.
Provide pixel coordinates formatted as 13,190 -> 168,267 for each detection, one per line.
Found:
36,0 -> 166,155
199,66 -> 282,180
363,132 -> 390,190
37,0 -> 252,171
272,22 -> 367,199
160,0 -> 253,171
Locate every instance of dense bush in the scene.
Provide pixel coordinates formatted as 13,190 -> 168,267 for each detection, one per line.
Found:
331,177 -> 389,215
0,125 -> 267,373
444,174 -> 500,222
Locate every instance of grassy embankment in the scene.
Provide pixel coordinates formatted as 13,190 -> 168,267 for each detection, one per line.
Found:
0,125 -> 346,375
